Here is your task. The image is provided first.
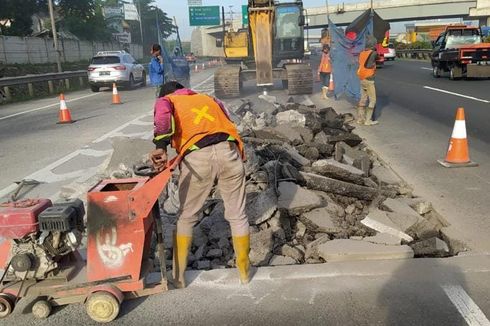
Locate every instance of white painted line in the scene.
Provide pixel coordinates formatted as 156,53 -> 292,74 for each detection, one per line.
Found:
192,74 -> 214,90
421,67 -> 433,71
0,93 -> 101,121
442,284 -> 490,326
424,86 -> 490,104
92,110 -> 153,143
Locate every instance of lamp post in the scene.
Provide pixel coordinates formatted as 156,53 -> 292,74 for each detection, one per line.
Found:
48,0 -> 62,72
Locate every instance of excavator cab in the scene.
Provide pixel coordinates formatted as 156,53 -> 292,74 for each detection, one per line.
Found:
214,0 -> 313,98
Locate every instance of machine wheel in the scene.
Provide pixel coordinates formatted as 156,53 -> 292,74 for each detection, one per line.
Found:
433,66 -> 441,78
90,85 -> 100,92
128,74 -> 135,89
286,64 -> 313,95
0,294 -> 15,319
214,65 -> 241,98
32,299 -> 51,319
86,292 -> 120,323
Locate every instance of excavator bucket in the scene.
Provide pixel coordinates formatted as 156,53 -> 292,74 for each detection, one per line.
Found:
249,8 -> 274,87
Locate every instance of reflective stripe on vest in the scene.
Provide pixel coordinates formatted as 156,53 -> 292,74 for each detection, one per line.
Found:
165,93 -> 244,158
320,54 -> 331,73
357,50 -> 376,80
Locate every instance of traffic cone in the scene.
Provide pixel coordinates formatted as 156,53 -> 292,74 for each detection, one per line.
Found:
112,83 -> 122,105
328,73 -> 335,92
57,93 -> 74,124
438,107 -> 478,168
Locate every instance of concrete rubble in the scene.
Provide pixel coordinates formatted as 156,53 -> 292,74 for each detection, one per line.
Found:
99,97 -> 456,271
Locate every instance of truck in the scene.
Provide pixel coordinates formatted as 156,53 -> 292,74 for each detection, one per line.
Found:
431,25 -> 490,80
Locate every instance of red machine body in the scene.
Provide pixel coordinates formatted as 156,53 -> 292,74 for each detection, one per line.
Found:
0,199 -> 52,239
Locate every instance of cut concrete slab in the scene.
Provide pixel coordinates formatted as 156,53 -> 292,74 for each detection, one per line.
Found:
387,212 -> 419,233
382,198 -> 420,218
400,197 -> 433,215
411,237 -> 449,257
301,207 -> 342,234
313,159 -> 364,176
363,233 -> 402,246
106,137 -> 153,174
250,228 -> 274,266
317,239 -> 414,262
361,209 -> 413,242
371,165 -> 403,186
246,188 -> 278,225
278,182 -> 323,215
276,110 -> 306,127
280,244 -> 304,261
269,255 -> 297,266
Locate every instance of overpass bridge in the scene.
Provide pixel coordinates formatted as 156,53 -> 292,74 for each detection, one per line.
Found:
305,0 -> 490,28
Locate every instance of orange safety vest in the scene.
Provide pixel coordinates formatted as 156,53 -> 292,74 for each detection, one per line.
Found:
319,53 -> 332,73
357,50 -> 376,80
165,93 -> 244,158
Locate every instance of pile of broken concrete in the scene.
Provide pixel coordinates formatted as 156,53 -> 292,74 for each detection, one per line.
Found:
157,98 -> 457,271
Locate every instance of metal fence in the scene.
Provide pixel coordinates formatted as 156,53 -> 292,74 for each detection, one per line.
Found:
0,36 -> 143,65
0,71 -> 87,102
396,49 -> 432,60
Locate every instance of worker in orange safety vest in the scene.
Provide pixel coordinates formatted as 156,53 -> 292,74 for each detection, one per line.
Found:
150,81 -> 250,288
357,38 -> 379,126
317,44 -> 332,99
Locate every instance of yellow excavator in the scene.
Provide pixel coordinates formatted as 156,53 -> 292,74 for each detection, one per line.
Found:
214,0 -> 313,98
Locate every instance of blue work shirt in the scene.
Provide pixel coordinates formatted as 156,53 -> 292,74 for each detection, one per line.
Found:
149,57 -> 164,86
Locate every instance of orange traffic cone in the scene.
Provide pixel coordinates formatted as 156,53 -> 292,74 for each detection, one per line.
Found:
328,73 -> 335,92
112,83 -> 122,105
438,107 -> 478,168
57,93 -> 74,124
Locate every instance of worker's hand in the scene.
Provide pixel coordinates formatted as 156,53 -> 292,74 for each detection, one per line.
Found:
157,55 -> 163,64
150,149 -> 167,172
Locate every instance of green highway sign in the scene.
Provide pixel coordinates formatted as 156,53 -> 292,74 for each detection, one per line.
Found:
242,5 -> 248,25
189,6 -> 221,26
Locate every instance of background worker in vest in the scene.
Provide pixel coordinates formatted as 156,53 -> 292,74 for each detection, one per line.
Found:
150,81 -> 250,288
357,37 -> 379,126
317,44 -> 332,99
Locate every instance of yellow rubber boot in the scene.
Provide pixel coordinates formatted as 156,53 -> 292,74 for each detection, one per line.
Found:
172,234 -> 192,289
232,235 -> 251,284
321,86 -> 328,99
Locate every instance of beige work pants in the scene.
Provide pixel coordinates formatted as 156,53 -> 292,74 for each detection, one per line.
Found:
176,141 -> 249,237
359,79 -> 376,109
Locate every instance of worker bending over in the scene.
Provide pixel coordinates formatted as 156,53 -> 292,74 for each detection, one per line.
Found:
150,81 -> 250,287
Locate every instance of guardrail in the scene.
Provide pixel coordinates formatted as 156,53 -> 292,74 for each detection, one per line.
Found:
396,49 -> 432,60
0,70 -> 87,101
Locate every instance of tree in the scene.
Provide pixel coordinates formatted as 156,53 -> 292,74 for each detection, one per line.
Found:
0,0 -> 46,36
129,0 -> 175,45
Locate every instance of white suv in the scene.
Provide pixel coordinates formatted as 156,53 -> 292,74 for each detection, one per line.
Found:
88,51 -> 146,92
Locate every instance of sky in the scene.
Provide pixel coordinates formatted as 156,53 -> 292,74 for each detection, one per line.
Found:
156,0 -> 366,41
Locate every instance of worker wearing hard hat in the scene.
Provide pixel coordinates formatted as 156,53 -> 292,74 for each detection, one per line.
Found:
150,81 -> 250,288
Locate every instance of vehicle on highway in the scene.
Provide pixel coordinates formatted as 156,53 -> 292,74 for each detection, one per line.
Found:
88,51 -> 146,92
431,25 -> 490,80
384,43 -> 396,61
185,52 -> 196,63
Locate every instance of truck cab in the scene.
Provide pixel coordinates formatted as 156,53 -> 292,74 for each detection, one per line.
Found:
431,25 -> 490,79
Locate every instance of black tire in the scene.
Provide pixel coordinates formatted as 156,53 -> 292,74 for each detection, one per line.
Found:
128,74 -> 135,89
432,66 -> 440,78
90,85 -> 100,92
141,71 -> 147,87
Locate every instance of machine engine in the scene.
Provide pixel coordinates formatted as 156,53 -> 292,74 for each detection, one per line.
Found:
0,199 -> 85,281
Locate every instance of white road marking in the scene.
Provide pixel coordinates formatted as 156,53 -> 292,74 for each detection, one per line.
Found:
421,67 -> 433,71
192,74 -> 214,90
424,86 -> 490,104
93,111 -> 152,143
0,92 -> 101,121
442,284 -> 490,326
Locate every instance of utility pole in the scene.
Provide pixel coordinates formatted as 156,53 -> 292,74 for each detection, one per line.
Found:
137,0 -> 144,46
48,0 -> 62,72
